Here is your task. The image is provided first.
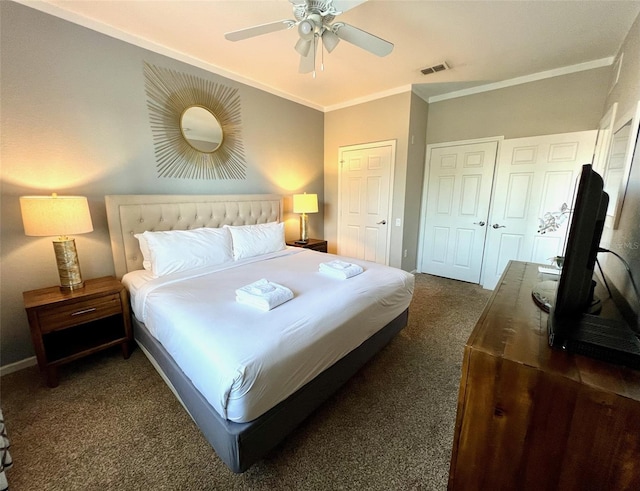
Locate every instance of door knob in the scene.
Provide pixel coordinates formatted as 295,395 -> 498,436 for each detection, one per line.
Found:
377,220 -> 387,225
473,221 -> 486,227
492,223 -> 506,229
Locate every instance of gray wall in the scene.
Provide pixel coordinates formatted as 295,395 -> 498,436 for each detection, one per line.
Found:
600,13 -> 640,319
0,2 -> 324,366
323,92 -> 412,268
402,93 -> 428,271
426,67 -> 611,144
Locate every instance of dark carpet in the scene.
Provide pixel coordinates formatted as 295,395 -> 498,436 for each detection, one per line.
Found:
1,273 -> 491,490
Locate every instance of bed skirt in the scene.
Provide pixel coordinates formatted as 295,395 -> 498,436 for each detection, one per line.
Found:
133,309 -> 409,473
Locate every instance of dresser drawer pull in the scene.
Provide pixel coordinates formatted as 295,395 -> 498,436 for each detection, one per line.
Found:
71,308 -> 97,316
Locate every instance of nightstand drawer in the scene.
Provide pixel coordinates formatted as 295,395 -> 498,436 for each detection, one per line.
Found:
38,294 -> 122,333
286,239 -> 328,253
306,242 -> 327,252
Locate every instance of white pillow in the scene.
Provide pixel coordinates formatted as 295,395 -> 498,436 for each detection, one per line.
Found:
136,227 -> 233,277
134,233 -> 153,271
225,222 -> 285,260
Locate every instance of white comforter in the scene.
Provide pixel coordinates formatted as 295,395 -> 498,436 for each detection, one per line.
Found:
123,248 -> 414,423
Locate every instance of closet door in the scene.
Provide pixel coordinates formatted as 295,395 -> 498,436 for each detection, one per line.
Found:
481,131 -> 597,290
418,140 -> 498,283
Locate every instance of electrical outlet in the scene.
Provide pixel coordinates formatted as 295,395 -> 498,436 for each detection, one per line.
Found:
395,218 -> 401,227
403,249 -> 408,258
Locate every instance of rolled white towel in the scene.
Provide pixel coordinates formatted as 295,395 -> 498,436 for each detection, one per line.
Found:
236,279 -> 293,311
319,260 -> 364,279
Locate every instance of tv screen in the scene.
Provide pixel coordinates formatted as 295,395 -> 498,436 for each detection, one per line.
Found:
552,164 -> 608,323
548,164 -> 640,368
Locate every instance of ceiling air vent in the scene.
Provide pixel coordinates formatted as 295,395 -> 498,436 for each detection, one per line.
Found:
421,62 -> 450,75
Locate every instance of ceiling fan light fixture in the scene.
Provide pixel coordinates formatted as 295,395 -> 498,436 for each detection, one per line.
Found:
298,18 -> 316,40
322,29 -> 340,53
295,37 -> 312,56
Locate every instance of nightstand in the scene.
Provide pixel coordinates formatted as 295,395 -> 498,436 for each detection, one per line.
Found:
23,276 -> 133,387
286,238 -> 328,253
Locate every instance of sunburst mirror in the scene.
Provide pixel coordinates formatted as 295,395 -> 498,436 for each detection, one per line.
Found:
144,62 -> 246,179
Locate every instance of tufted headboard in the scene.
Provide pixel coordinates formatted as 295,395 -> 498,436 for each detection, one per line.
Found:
105,194 -> 283,278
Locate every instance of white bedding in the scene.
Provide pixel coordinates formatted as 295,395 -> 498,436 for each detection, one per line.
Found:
122,248 -> 414,423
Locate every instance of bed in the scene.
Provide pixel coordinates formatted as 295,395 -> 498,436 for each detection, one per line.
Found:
105,194 -> 414,473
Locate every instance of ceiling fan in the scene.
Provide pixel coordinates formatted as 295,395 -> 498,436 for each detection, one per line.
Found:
224,0 -> 393,75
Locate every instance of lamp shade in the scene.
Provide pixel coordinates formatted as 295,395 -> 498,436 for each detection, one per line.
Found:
293,193 -> 318,214
20,194 -> 93,237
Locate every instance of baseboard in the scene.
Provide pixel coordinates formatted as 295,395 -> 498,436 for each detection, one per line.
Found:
0,356 -> 37,377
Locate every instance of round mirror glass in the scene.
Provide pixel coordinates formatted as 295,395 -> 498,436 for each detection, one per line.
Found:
180,106 -> 223,153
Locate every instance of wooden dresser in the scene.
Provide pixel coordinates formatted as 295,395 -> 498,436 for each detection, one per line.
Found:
448,261 -> 640,491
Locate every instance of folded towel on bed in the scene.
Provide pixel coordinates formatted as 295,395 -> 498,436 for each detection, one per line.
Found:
236,279 -> 293,311
319,260 -> 364,279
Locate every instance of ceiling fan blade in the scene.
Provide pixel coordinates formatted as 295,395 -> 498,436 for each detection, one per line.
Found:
225,20 -> 294,42
333,23 -> 393,57
299,39 -> 317,73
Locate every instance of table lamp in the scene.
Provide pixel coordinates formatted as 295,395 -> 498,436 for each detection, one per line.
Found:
292,193 -> 318,244
20,194 -> 94,291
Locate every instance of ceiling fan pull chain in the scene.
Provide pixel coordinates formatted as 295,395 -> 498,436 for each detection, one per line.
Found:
313,34 -> 317,78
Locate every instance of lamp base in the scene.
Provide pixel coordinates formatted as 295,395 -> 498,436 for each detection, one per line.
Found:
53,238 -> 85,291
299,213 -> 309,242
60,282 -> 85,292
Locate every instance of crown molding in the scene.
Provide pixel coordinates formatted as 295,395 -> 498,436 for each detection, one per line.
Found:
324,85 -> 414,112
427,57 -> 614,103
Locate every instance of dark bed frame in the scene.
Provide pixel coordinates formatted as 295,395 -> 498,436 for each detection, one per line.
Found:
134,310 -> 408,472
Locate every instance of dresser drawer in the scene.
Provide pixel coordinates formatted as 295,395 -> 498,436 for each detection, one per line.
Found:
38,294 -> 122,333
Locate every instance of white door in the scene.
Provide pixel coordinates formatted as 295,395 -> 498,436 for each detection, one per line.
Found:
418,141 -> 498,283
593,103 -> 617,175
481,131 -> 597,290
338,140 -> 395,264
603,122 -> 631,217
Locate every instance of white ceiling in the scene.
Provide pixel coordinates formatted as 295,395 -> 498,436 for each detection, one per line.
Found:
21,0 -> 640,111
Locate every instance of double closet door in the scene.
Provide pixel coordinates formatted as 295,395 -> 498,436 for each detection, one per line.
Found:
419,131 -> 597,289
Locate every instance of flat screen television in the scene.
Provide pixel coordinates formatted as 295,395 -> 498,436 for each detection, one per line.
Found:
547,164 -> 640,368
